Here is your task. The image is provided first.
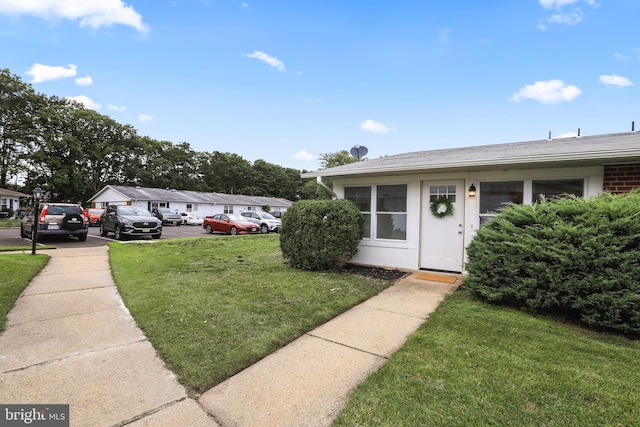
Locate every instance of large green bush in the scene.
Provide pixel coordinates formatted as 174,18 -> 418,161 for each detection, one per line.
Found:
279,199 -> 364,270
465,191 -> 640,335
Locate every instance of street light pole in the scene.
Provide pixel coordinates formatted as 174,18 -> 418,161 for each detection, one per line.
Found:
31,187 -> 43,255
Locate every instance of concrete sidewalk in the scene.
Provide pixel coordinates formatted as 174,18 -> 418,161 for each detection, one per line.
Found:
0,246 -> 460,426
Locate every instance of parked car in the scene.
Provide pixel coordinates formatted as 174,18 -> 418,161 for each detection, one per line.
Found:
151,207 -> 182,226
180,211 -> 204,225
100,205 -> 162,240
20,202 -> 89,241
203,214 -> 260,235
86,208 -> 105,227
240,211 -> 282,234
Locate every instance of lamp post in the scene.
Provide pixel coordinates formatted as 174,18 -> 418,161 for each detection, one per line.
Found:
31,187 -> 43,255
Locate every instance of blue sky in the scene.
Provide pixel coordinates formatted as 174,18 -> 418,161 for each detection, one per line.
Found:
1,0 -> 638,171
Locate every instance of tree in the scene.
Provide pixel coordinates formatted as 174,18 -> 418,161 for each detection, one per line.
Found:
25,97 -> 84,201
0,68 -> 43,188
308,150 -> 361,199
319,150 -> 358,169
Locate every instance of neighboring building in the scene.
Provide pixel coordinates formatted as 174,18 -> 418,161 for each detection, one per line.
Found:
87,185 -> 292,217
0,188 -> 29,216
302,131 -> 640,273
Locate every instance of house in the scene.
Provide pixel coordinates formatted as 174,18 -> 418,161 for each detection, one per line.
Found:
0,188 -> 29,217
302,131 -> 640,273
88,185 -> 292,217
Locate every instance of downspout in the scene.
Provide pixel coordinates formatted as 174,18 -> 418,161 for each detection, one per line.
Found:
316,176 -> 337,199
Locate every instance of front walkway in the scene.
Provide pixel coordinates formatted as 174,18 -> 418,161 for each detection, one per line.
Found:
0,246 -> 460,426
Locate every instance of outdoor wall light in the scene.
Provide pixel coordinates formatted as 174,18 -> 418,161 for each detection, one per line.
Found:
468,183 -> 477,197
31,186 -> 43,255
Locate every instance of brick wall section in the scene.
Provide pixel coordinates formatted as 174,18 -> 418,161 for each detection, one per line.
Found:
604,163 -> 640,194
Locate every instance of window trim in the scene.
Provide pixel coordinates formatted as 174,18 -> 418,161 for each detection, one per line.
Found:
344,183 -> 408,241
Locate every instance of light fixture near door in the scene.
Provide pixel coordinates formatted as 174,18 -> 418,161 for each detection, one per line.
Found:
468,183 -> 477,197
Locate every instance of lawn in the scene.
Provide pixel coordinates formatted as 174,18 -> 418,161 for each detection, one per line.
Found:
334,290 -> 640,427
108,234 -> 395,394
0,254 -> 49,331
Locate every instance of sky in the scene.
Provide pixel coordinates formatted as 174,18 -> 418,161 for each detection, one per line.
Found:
1,0 -> 638,172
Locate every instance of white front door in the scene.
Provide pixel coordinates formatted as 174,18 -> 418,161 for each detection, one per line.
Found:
420,180 -> 465,272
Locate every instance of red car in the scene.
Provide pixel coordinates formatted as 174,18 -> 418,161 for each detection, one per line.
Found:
203,214 -> 260,235
86,208 -> 105,227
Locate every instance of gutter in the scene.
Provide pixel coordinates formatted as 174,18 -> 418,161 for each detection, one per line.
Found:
316,176 -> 337,199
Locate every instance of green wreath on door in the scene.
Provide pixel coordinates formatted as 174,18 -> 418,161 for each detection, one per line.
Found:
430,196 -> 454,218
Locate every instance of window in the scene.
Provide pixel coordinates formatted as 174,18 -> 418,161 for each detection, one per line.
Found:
186,203 -> 198,212
429,185 -> 456,202
224,205 -> 233,214
479,181 -> 523,225
345,187 -> 371,238
532,179 -> 583,202
376,184 -> 407,240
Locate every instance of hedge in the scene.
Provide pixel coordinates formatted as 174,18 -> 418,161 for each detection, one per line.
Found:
279,199 -> 364,270
465,191 -> 640,335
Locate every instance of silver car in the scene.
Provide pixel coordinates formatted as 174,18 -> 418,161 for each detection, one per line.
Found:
240,211 -> 281,234
20,202 -> 89,242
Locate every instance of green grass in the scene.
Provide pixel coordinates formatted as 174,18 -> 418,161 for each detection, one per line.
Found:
334,291 -> 640,427
0,254 -> 49,331
0,220 -> 21,228
109,235 -> 394,394
0,245 -> 56,252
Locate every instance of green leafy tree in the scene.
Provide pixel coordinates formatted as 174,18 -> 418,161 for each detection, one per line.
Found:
319,150 -> 359,169
26,97 -> 86,202
0,68 -> 43,188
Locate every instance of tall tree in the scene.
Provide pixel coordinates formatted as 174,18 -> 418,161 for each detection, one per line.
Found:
0,68 -> 42,188
26,97 -> 85,202
319,150 -> 358,169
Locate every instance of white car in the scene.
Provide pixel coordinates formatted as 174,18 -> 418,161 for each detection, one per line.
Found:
240,211 -> 281,234
181,212 -> 204,225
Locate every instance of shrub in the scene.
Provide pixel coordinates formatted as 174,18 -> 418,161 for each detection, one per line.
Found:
279,199 -> 364,270
465,191 -> 640,335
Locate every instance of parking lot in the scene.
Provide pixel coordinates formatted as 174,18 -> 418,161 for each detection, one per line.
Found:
0,222 -> 224,249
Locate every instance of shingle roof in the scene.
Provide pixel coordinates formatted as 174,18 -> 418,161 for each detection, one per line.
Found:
302,132 -> 640,178
106,185 -> 292,207
0,188 -> 30,198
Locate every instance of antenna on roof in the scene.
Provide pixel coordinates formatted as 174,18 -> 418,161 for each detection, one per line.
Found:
577,128 -> 580,137
548,131 -> 551,140
633,121 -> 635,132
350,145 -> 368,161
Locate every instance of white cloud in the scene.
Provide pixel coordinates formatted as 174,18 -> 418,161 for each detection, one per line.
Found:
539,0 -> 595,9
293,150 -> 315,162
537,0 -> 595,30
547,11 -> 583,26
66,95 -> 101,110
360,119 -> 395,134
138,114 -> 153,122
615,52 -> 631,61
510,79 -> 581,104
304,98 -> 324,103
244,51 -> 286,72
75,76 -> 93,86
25,63 -> 76,83
0,0 -> 148,33
107,104 -> 126,112
599,74 -> 633,88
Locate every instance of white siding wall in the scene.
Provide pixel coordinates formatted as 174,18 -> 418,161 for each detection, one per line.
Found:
332,165 -> 604,271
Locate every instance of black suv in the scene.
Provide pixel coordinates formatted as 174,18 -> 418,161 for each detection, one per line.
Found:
20,202 -> 89,241
100,205 -> 162,240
